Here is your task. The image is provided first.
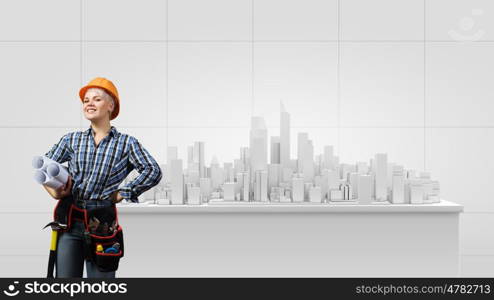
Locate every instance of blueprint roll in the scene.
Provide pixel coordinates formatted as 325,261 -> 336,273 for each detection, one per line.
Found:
32,155 -> 60,171
46,163 -> 69,186
33,169 -> 64,189
32,156 -> 45,170
33,170 -> 47,185
32,155 -> 68,189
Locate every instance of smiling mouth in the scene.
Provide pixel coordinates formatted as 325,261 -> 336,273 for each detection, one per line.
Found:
86,108 -> 97,113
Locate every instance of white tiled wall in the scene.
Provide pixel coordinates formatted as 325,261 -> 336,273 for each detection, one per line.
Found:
426,44 -> 494,127
341,0 -> 424,41
253,43 -> 338,128
426,0 -> 494,41
168,0 -> 251,40
340,43 -> 424,127
254,0 -> 338,41
167,43 -> 252,127
84,42 -> 167,127
85,0 -> 167,41
0,0 -> 492,277
0,0 -> 80,41
0,43 -> 81,127
340,128 -> 424,171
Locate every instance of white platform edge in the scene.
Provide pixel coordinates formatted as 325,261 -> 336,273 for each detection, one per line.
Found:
116,199 -> 463,214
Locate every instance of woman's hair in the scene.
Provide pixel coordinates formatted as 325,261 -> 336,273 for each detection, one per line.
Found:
85,87 -> 115,115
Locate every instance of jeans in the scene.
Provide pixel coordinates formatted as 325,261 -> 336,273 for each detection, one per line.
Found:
56,220 -> 116,278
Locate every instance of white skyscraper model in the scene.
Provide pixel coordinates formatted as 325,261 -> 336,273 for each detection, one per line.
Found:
252,170 -> 269,202
323,146 -> 334,170
193,141 -> 205,178
409,180 -> 424,204
260,170 -> 268,202
387,162 -> 395,192
240,147 -> 250,171
270,136 -> 280,164
250,116 -> 268,201
241,172 -> 250,201
330,189 -> 344,201
135,105 -> 441,206
170,159 -> 184,204
210,156 -> 223,189
357,161 -> 368,174
187,185 -> 201,205
348,172 -> 359,199
254,170 -> 261,201
391,165 -> 405,204
297,132 -> 308,174
303,139 -> 315,183
199,177 -> 211,202
358,174 -> 372,204
374,153 -> 388,201
320,169 -> 330,201
309,186 -> 322,203
327,169 -> 339,190
280,101 -> 290,171
224,162 -> 234,182
268,164 -> 281,200
166,146 -> 178,184
250,116 -> 268,171
223,182 -> 236,201
292,175 -> 304,203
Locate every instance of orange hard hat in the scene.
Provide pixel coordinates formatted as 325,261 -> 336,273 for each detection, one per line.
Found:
79,77 -> 120,120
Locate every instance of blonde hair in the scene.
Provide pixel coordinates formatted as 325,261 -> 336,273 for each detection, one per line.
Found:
85,87 -> 115,115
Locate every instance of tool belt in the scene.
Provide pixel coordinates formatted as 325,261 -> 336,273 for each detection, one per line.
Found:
52,195 -> 124,272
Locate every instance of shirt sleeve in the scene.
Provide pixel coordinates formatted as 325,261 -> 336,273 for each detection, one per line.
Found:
45,133 -> 72,163
119,137 -> 163,202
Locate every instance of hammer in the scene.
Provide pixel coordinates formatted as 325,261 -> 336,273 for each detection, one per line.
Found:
43,222 -> 67,278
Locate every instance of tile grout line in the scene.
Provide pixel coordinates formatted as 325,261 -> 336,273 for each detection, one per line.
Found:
80,0 -> 83,131
166,0 -> 169,162
3,126 -> 494,129
336,0 -> 341,157
423,0 -> 427,172
3,40 -> 494,43
251,0 -> 255,117
1,211 -> 493,214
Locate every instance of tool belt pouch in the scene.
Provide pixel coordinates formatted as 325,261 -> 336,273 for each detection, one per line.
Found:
85,205 -> 125,272
51,196 -> 124,272
53,195 -> 74,227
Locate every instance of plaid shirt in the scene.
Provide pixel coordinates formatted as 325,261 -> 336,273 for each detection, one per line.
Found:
45,126 -> 162,205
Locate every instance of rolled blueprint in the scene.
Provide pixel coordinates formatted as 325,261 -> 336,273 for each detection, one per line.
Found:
33,170 -> 47,184
33,169 -> 64,189
46,163 -> 69,186
32,155 -> 60,171
32,156 -> 45,170
32,155 -> 68,189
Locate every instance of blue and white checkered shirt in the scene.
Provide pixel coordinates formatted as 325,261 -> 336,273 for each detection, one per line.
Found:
45,126 -> 162,204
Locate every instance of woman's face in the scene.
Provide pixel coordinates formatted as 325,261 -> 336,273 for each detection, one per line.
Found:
83,88 -> 114,122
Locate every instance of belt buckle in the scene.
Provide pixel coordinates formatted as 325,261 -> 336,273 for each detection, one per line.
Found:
76,199 -> 87,209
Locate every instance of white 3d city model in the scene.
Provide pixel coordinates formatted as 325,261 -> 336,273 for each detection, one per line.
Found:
119,102 -> 440,206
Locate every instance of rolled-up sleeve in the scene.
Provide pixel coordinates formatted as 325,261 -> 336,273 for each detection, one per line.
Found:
45,134 -> 72,163
119,137 -> 162,202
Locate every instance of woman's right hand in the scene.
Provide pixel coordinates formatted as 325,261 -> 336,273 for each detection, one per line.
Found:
44,176 -> 73,200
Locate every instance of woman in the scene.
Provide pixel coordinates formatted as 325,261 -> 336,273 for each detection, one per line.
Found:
43,77 -> 162,278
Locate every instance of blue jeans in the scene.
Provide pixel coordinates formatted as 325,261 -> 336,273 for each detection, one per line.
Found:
56,220 -> 116,278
